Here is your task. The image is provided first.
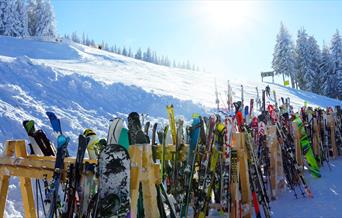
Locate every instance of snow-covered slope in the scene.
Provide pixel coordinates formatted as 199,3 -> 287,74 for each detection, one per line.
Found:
0,36 -> 341,217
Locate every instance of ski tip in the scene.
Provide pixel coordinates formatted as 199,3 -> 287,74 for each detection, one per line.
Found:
46,111 -> 54,116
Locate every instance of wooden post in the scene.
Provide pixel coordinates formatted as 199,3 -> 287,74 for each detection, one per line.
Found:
128,145 -> 142,218
238,133 -> 252,218
0,141 -> 14,218
129,144 -> 161,218
268,125 -> 284,200
268,125 -> 277,199
0,140 -> 36,218
141,143 -> 159,218
328,114 -> 338,159
14,141 -> 36,218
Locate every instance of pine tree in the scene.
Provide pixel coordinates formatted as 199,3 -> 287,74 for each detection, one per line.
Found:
27,0 -> 38,36
3,0 -> 16,36
152,51 -> 157,64
135,48 -> 142,60
3,0 -> 28,37
321,43 -> 334,96
330,30 -> 342,98
143,47 -> 152,62
85,35 -> 90,46
186,60 -> 191,70
128,47 -> 132,57
272,23 -> 296,87
34,0 -> 56,38
294,28 -> 310,89
305,36 -> 321,93
165,56 -> 170,66
122,47 -> 128,56
82,32 -> 86,44
0,0 -> 8,35
71,32 -> 80,43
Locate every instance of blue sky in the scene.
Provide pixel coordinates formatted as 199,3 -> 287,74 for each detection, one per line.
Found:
51,0 -> 342,82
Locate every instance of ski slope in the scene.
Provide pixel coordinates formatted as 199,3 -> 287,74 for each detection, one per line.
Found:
0,36 -> 341,217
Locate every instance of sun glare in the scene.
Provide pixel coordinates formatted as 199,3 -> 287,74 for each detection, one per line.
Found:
196,1 -> 255,34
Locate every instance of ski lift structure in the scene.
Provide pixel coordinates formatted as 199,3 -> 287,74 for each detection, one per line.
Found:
261,71 -> 274,83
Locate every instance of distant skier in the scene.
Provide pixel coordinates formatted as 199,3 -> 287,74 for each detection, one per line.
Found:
266,85 -> 271,97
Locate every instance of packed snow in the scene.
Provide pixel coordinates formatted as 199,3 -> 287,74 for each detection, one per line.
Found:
0,36 -> 341,217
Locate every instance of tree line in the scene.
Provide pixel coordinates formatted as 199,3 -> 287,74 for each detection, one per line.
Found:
0,0 -> 202,72
65,32 -> 203,72
272,23 -> 342,99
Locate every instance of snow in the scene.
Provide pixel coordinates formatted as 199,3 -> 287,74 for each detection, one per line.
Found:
271,158 -> 342,218
0,35 -> 341,217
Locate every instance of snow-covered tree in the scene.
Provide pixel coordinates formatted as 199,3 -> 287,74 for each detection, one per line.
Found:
27,0 -> 37,36
321,43 -> 334,96
135,48 -> 142,60
85,35 -> 90,46
143,48 -> 152,62
71,32 -> 80,43
90,39 -> 96,47
294,28 -> 310,89
3,1 -> 16,36
17,0 -> 28,36
305,36 -> 321,93
82,32 -> 86,44
0,0 -> 8,35
122,47 -> 127,56
104,42 -> 109,51
2,0 -> 28,37
272,23 -> 296,87
128,47 -> 132,57
152,51 -> 157,64
34,0 -> 56,38
330,30 -> 342,98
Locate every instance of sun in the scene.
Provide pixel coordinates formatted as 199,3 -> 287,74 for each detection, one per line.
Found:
195,1 -> 255,34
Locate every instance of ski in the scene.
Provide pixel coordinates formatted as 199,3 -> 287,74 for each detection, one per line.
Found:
45,111 -> 70,218
23,120 -> 56,156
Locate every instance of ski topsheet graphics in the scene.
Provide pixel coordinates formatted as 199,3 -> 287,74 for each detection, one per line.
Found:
95,144 -> 130,217
94,116 -> 131,217
293,115 -> 321,178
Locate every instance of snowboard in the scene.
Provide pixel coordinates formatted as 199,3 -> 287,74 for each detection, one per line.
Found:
95,144 -> 131,217
107,117 -> 130,149
293,115 -> 321,178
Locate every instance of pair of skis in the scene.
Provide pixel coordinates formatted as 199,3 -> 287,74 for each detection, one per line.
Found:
45,112 -> 70,218
23,120 -> 56,156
